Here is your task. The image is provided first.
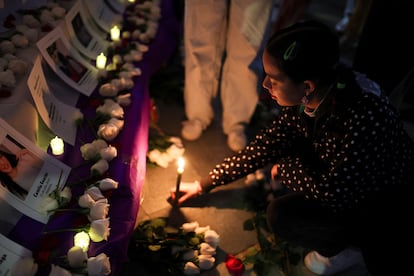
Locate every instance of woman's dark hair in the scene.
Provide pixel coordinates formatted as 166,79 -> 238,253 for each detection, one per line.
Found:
265,20 -> 340,84
0,150 -> 27,198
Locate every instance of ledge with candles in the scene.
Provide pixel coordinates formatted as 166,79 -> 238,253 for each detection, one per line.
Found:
2,0 -> 181,275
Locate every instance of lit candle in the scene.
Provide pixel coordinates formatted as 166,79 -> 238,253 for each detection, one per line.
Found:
174,157 -> 185,205
110,25 -> 120,41
50,136 -> 64,155
128,0 -> 135,3
74,231 -> 90,252
96,52 -> 107,69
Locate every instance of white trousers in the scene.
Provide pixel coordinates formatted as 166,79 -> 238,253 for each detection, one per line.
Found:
183,0 -> 274,134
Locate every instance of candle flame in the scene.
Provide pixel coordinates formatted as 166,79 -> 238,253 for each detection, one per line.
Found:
177,157 -> 185,174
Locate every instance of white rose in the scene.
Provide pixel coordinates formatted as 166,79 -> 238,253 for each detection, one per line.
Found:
7,59 -> 27,75
129,67 -> 142,77
112,54 -> 123,65
195,225 -> 210,234
86,186 -> 105,201
88,200 -> 110,221
204,230 -> 220,248
108,118 -> 124,130
0,69 -> 16,87
51,6 -> 66,18
72,109 -> 84,125
166,144 -> 185,160
96,99 -> 124,119
89,218 -> 111,242
116,93 -> 132,106
10,257 -> 38,276
120,77 -> 134,90
87,253 -> 111,276
121,62 -> 134,70
99,83 -> 118,97
78,193 -> 95,208
67,246 -> 88,268
131,29 -> 141,40
91,159 -> 109,176
80,139 -> 108,160
49,264 -> 72,276
123,53 -> 134,63
97,178 -> 119,191
0,40 -> 15,54
38,196 -> 59,214
40,9 -> 54,25
99,145 -> 118,161
129,50 -> 143,62
183,262 -> 200,275
198,254 -> 215,270
199,242 -> 216,256
22,15 -> 41,28
98,123 -> 120,141
181,221 -> 199,233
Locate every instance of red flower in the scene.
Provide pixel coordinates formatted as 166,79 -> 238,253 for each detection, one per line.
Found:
225,254 -> 245,276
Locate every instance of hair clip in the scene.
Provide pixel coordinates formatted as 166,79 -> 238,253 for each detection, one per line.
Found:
283,41 -> 297,61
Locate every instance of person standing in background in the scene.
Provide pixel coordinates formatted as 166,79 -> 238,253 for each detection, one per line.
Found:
181,0 -> 310,152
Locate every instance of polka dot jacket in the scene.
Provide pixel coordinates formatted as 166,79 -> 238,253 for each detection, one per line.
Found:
200,76 -> 414,213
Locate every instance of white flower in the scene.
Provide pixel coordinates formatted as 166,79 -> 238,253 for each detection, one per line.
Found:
86,186 -> 105,201
147,149 -> 170,168
78,193 -> 95,208
123,54 -> 134,63
129,49 -> 143,62
22,14 -> 41,28
72,109 -> 84,125
67,246 -> 88,268
49,264 -> 71,276
98,123 -> 120,141
96,99 -> 124,119
121,31 -> 131,40
89,218 -> 111,242
0,69 -> 16,87
51,6 -> 66,18
198,254 -> 215,270
183,262 -> 200,275
166,144 -> 185,160
132,29 -> 141,40
10,257 -> 38,276
16,24 -> 39,42
195,225 -> 210,234
39,9 -> 54,25
38,196 -> 59,214
204,230 -> 220,248
7,59 -> 28,75
107,118 -> 124,130
120,77 -> 134,90
99,83 -> 118,97
91,159 -> 109,176
199,242 -> 216,256
116,93 -> 132,106
87,253 -> 111,276
181,221 -> 199,232
112,54 -> 123,64
97,178 -> 118,191
80,139 -> 108,160
99,145 -> 118,161
88,199 -> 110,221
0,40 -> 16,54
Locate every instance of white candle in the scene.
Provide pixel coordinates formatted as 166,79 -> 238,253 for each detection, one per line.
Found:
174,157 -> 185,205
50,136 -> 64,155
96,52 -> 107,69
74,231 -> 90,252
110,25 -> 120,41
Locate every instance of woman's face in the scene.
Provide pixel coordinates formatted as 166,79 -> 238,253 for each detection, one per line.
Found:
262,50 -> 305,107
0,155 -> 12,173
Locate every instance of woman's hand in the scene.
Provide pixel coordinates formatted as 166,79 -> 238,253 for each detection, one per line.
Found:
170,180 -> 203,205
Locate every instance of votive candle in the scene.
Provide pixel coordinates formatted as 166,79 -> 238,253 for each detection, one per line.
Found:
74,231 -> 90,252
96,52 -> 107,69
50,136 -> 64,155
110,25 -> 120,41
